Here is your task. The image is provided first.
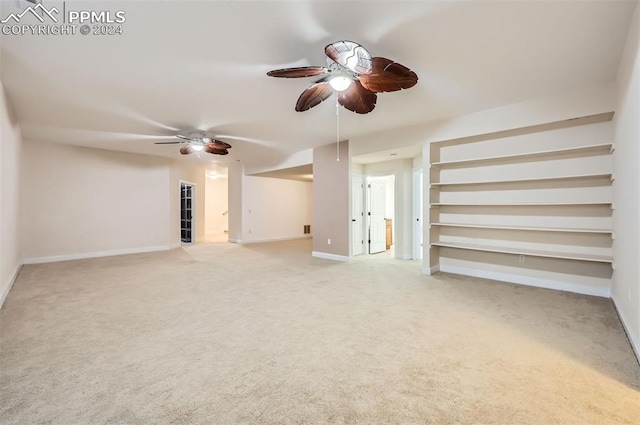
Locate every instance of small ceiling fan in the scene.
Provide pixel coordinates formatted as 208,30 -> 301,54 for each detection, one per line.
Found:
267,40 -> 418,114
154,131 -> 231,155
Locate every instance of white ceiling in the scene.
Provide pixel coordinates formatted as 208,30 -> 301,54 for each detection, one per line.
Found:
0,0 -> 636,170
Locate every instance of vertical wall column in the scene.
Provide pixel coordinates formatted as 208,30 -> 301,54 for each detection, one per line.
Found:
227,161 -> 243,243
313,141 -> 350,261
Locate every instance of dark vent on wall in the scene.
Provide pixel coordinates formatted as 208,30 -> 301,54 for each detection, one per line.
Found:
303,225 -> 311,234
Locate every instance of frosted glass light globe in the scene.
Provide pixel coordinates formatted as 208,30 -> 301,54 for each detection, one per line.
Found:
329,75 -> 353,92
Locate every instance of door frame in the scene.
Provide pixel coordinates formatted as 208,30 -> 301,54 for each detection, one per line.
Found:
350,174 -> 365,256
365,174 -> 395,255
413,168 -> 423,260
180,180 -> 196,244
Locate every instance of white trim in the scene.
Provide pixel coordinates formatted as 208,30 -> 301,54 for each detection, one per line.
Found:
423,265 -> 440,275
23,245 -> 176,265
438,264 -> 611,298
1,263 -> 23,308
312,251 -> 350,262
399,254 -> 414,260
232,235 -> 312,245
413,167 -> 423,261
612,297 -> 640,365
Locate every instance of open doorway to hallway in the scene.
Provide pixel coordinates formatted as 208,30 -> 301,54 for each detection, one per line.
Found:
350,154 -> 423,263
367,175 -> 395,256
204,168 -> 228,242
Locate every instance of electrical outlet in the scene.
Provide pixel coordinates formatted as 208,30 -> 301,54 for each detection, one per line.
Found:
519,255 -> 525,263
327,239 -> 331,245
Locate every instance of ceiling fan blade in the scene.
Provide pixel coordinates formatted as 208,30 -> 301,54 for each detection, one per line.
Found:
154,141 -> 184,144
325,40 -> 372,74
359,57 -> 419,93
179,145 -> 193,155
267,66 -> 329,78
176,134 -> 192,141
204,145 -> 229,155
295,81 -> 334,112
209,140 -> 232,149
338,80 -> 377,114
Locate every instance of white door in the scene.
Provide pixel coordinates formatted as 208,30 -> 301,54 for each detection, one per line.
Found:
351,176 -> 364,256
369,178 -> 386,254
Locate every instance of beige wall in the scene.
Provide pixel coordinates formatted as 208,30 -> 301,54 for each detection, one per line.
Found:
612,1 -> 640,359
0,80 -> 22,306
313,141 -> 350,259
227,161 -> 243,242
241,175 -> 312,243
227,162 -> 312,244
20,141 -> 194,262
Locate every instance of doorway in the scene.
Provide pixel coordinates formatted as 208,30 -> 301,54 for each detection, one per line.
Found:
367,175 -> 395,255
180,182 -> 195,244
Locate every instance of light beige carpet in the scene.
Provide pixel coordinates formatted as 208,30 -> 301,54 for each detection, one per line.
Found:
1,238 -> 639,424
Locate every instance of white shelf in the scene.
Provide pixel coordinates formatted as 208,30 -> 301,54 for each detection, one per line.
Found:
431,143 -> 613,168
430,202 -> 612,207
431,241 -> 613,264
431,223 -> 612,234
431,173 -> 613,187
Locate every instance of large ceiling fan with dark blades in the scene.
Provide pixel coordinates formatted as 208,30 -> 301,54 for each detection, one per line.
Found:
154,131 -> 231,155
267,40 -> 418,114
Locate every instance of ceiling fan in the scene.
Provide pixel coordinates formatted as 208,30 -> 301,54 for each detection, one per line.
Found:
267,40 -> 418,114
154,131 -> 231,155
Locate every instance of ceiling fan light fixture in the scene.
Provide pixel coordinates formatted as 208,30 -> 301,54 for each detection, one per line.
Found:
328,75 -> 353,92
191,143 -> 205,152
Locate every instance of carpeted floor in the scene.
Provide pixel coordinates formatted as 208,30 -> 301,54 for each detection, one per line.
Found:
1,238 -> 639,424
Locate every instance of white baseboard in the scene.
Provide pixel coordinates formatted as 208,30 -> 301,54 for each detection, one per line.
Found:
0,263 -> 23,309
422,265 -> 440,275
439,264 -> 611,298
612,296 -> 640,365
312,251 -> 350,262
233,235 -> 312,245
23,245 -> 176,265
399,254 -> 414,260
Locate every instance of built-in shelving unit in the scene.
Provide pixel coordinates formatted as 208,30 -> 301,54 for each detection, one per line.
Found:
425,115 -> 615,294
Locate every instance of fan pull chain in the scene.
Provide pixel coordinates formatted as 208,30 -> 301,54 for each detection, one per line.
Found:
336,97 -> 340,162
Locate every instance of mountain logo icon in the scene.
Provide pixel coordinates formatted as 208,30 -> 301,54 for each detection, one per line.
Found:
1,3 -> 59,24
